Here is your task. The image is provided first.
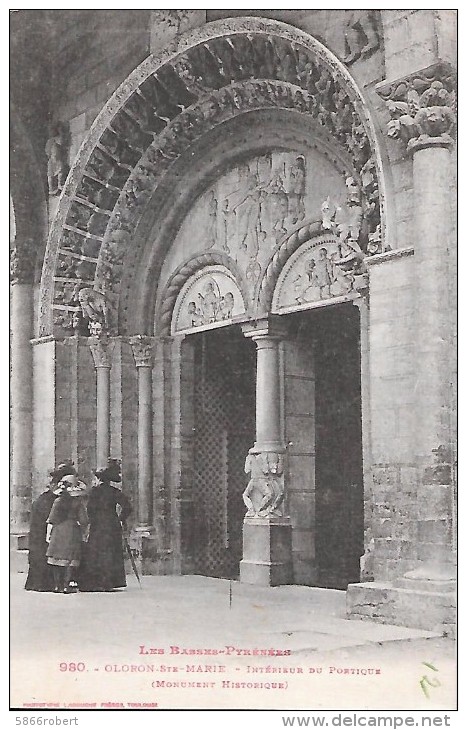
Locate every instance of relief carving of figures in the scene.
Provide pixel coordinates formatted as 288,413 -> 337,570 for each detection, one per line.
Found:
243,451 -> 285,518
187,278 -> 235,327
343,10 -> 380,65
45,123 -> 68,196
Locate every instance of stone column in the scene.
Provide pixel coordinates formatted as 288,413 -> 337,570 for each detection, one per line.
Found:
10,277 -> 34,547
240,317 -> 293,586
379,66 -> 456,582
130,335 -> 154,529
347,66 -> 457,634
89,336 -> 114,469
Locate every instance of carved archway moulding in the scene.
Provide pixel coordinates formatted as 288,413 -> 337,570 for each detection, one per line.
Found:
38,16 -> 386,338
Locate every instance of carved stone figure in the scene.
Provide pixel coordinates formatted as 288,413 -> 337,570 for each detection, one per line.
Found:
343,10 -> 380,65
243,451 -> 285,518
45,123 -> 68,196
231,169 -> 263,255
186,277 -> 235,327
78,287 -> 109,335
288,156 -> 306,225
206,191 -> 218,248
384,78 -> 456,152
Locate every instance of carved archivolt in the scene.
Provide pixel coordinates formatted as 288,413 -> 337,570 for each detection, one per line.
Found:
39,17 -> 385,337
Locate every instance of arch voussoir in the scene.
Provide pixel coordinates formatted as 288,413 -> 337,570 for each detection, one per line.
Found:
39,16 -> 385,338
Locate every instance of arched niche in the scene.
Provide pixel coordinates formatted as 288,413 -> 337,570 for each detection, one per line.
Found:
37,16 -> 387,338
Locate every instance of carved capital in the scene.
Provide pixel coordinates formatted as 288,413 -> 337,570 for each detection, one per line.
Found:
130,335 -> 154,368
89,336 -> 114,368
376,63 -> 457,154
242,315 -> 288,342
243,449 -> 287,519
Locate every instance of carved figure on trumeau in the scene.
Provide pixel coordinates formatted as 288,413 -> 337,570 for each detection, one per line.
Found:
342,10 -> 380,65
243,452 -> 285,518
45,123 -> 68,196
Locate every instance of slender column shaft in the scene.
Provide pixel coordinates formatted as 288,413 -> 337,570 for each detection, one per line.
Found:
136,366 -> 153,527
89,337 -> 114,469
96,367 -> 111,467
10,283 -> 34,533
130,336 -> 155,529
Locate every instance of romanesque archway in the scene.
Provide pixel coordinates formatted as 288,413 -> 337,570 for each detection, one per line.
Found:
38,16 -> 386,339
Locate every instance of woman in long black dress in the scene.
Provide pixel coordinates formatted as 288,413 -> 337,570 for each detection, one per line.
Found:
25,461 -> 77,592
80,459 -> 131,592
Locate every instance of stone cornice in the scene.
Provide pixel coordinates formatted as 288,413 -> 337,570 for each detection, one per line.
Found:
364,246 -> 414,266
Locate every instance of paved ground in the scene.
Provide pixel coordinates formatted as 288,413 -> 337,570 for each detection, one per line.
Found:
10,574 -> 456,711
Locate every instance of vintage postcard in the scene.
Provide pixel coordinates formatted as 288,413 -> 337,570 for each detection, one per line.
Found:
10,7 -> 457,714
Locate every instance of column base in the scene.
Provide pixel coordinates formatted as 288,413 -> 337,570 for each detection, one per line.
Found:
240,516 -> 293,587
10,532 -> 29,573
10,532 -> 29,551
346,579 -> 456,638
127,527 -> 171,576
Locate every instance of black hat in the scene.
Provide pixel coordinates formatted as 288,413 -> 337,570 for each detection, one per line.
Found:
49,460 -> 77,483
94,458 -> 122,483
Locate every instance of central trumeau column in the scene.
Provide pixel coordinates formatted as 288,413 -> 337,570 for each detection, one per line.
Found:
240,316 -> 293,586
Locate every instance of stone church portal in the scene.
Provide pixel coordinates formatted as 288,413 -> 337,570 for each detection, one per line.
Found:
10,10 -> 456,636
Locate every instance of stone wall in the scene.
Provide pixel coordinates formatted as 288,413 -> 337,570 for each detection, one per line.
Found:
366,250 -> 417,581
49,10 -> 151,165
283,337 -> 316,585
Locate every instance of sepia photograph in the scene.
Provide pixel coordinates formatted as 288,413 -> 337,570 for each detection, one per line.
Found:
9,7 -> 457,714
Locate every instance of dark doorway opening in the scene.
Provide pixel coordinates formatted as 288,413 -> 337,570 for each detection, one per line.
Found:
191,326 -> 256,579
285,304 -> 363,589
313,304 -> 363,589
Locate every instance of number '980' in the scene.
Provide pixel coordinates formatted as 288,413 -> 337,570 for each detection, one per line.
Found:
59,662 -> 85,671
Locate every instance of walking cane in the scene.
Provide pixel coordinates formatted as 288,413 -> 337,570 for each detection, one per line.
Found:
123,535 -> 142,589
